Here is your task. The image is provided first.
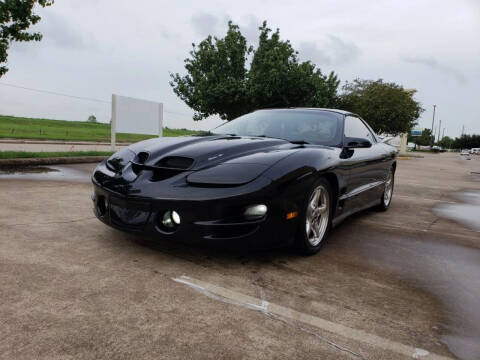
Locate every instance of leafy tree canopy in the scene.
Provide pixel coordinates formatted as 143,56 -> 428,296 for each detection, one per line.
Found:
170,21 -> 340,121
339,79 -> 424,136
436,136 -> 454,149
452,134 -> 480,149
0,0 -> 53,77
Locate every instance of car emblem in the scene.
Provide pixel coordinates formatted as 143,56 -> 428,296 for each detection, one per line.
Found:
208,154 -> 224,161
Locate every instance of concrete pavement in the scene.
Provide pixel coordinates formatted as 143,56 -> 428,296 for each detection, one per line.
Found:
1,153 -> 479,359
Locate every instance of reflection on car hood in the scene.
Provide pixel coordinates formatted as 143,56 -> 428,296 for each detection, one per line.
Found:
129,135 -> 302,170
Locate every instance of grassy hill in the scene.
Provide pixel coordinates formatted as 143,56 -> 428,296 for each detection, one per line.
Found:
0,115 -> 201,142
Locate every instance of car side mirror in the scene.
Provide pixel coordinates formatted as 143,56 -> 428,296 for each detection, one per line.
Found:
344,137 -> 372,149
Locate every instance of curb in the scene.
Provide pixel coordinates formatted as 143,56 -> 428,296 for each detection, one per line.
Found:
0,139 -> 132,146
398,153 -> 424,158
0,156 -> 106,167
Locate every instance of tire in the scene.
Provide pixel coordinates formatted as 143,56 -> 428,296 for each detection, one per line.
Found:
377,167 -> 394,211
295,178 -> 333,255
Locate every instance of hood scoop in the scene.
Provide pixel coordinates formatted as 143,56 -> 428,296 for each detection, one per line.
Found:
130,155 -> 194,182
155,156 -> 194,170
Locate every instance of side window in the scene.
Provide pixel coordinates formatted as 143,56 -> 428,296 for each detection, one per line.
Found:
344,116 -> 375,143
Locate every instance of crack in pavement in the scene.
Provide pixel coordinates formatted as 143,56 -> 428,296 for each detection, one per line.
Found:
172,276 -> 452,360
255,284 -> 364,359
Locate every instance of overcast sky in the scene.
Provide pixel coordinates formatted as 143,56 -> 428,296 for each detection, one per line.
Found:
1,0 -> 479,137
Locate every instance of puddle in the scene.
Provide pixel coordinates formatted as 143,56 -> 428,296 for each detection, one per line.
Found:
0,166 -> 60,174
0,164 -> 93,182
328,226 -> 480,360
434,191 -> 480,232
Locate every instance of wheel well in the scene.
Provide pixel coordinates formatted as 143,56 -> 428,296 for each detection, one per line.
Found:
322,172 -> 339,204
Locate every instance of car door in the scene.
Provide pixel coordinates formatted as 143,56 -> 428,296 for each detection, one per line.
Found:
340,116 -> 387,212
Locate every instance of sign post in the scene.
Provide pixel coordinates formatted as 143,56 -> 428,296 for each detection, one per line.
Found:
111,94 -> 117,152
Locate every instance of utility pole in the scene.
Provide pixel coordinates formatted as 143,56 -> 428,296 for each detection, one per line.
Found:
430,104 -> 436,147
437,120 -> 442,142
461,125 -> 465,136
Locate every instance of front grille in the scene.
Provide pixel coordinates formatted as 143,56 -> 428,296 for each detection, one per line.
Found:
108,197 -> 151,229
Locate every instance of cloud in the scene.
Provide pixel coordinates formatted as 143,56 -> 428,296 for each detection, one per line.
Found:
191,12 -> 219,37
36,12 -> 87,49
401,56 -> 467,84
238,14 -> 261,45
299,35 -> 360,66
191,12 -> 262,45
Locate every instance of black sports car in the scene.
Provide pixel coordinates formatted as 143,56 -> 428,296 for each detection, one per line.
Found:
92,108 -> 397,254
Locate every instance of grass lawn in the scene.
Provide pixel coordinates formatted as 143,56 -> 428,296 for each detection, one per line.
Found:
0,151 -> 113,159
0,115 -> 201,142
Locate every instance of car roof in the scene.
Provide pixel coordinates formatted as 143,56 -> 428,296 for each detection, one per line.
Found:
254,107 -> 356,116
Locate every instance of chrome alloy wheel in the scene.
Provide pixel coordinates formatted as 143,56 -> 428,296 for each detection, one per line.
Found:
384,170 -> 393,206
306,185 -> 330,246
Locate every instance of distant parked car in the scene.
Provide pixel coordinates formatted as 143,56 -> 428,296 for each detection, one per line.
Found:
460,149 -> 470,155
470,148 -> 480,155
432,145 -> 446,153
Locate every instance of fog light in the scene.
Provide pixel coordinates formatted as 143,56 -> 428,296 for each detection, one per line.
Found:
171,211 -> 181,225
161,210 -> 181,229
244,204 -> 267,219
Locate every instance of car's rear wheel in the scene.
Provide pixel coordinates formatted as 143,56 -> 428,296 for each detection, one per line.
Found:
377,167 -> 394,211
295,178 -> 333,255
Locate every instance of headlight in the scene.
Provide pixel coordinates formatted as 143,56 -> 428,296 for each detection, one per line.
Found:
186,163 -> 269,186
106,148 -> 136,172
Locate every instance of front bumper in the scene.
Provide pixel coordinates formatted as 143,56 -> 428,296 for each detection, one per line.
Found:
91,178 -> 299,249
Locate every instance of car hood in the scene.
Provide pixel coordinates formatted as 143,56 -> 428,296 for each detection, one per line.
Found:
129,135 -> 301,171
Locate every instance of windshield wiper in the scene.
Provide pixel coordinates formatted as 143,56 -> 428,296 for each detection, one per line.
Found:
256,135 -> 309,144
195,130 -> 215,136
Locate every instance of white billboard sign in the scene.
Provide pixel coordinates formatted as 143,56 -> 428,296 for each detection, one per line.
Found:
111,94 -> 163,150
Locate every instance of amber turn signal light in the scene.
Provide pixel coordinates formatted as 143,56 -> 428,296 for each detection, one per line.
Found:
286,211 -> 298,220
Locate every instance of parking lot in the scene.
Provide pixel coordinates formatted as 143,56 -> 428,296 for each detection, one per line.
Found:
1,153 -> 479,359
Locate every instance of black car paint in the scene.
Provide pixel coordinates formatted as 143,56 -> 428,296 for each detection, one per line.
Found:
91,109 -> 397,249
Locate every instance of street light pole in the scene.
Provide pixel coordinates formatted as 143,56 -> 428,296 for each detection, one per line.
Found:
437,119 -> 442,142
430,105 -> 436,147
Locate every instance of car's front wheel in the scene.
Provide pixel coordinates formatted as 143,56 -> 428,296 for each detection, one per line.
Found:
295,178 -> 333,255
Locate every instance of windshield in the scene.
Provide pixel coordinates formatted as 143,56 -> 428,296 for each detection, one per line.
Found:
213,109 -> 343,146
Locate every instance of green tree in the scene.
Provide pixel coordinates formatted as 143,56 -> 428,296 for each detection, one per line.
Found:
247,23 -> 339,110
0,0 -> 54,77
87,115 -> 97,123
452,134 -> 480,149
339,79 -> 424,135
436,136 -> 453,149
170,21 -> 339,121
